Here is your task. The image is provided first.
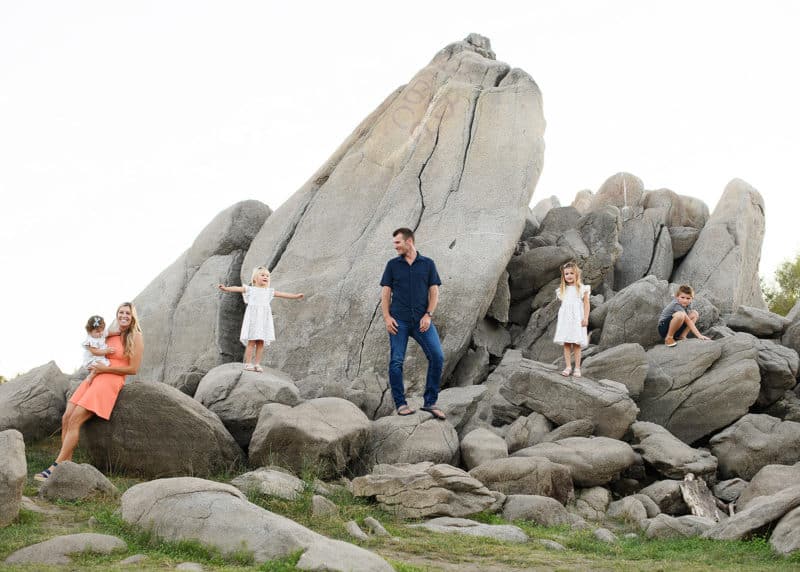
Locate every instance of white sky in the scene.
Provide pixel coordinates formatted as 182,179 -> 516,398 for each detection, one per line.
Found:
1,1 -> 798,378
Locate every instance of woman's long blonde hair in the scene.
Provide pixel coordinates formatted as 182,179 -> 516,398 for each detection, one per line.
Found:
559,261 -> 584,299
117,302 -> 142,358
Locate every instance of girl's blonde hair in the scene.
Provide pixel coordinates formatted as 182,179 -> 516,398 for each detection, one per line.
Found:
559,261 -> 584,299
250,265 -> 270,285
117,302 -> 142,358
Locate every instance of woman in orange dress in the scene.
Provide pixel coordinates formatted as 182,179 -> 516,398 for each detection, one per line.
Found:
36,302 -> 144,480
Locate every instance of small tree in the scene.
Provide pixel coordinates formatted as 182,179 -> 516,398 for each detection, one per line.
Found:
0,375 -> 6,384
763,252 -> 800,316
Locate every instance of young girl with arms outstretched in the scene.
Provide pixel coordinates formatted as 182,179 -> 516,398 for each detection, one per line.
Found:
219,266 -> 304,372
553,261 -> 590,377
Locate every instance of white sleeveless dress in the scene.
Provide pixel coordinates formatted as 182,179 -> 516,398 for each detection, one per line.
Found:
553,284 -> 590,347
240,286 -> 276,346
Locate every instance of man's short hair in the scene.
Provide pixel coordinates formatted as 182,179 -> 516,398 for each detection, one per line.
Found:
676,284 -> 694,297
392,227 -> 415,241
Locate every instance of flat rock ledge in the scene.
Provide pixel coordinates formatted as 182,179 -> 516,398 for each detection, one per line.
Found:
4,533 -> 126,565
409,517 -> 528,543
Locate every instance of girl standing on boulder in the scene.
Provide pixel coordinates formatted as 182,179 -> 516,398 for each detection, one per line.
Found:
553,261 -> 590,378
218,266 -> 304,372
36,302 -> 144,481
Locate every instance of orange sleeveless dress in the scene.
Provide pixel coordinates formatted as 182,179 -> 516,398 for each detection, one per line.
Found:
70,334 -> 128,420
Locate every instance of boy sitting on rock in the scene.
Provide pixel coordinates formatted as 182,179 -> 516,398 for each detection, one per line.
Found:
657,284 -> 710,347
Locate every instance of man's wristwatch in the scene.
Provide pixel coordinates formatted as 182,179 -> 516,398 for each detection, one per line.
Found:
425,311 -> 433,317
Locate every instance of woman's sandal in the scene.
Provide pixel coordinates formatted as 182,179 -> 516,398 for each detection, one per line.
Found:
561,367 -> 572,377
421,405 -> 446,420
34,462 -> 58,482
397,405 -> 415,416
243,364 -> 256,371
573,368 -> 582,378
254,365 -> 264,373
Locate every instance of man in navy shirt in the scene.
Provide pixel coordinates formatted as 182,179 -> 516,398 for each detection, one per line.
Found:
380,227 -> 446,419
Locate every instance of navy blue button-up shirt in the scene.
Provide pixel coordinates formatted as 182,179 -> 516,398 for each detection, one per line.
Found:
380,253 -> 442,322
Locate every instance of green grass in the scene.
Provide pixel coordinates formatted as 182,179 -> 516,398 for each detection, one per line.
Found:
3,437 -> 800,571
0,510 -> 47,559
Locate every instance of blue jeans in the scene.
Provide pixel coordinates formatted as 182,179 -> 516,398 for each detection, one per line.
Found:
388,319 -> 444,409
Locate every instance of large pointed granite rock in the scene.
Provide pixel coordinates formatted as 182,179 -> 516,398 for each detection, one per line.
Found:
131,201 -> 271,395
673,179 -> 766,313
240,35 -> 545,416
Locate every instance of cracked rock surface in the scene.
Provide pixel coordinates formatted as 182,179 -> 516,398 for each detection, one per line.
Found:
238,34 -> 545,413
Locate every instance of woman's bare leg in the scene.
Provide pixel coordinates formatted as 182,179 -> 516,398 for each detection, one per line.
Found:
60,402 -> 77,444
55,405 -> 94,463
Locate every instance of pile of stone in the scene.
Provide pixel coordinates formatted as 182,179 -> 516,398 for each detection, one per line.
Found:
2,33 -> 799,563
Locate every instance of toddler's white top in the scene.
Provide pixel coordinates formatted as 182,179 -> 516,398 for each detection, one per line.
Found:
82,332 -> 110,367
